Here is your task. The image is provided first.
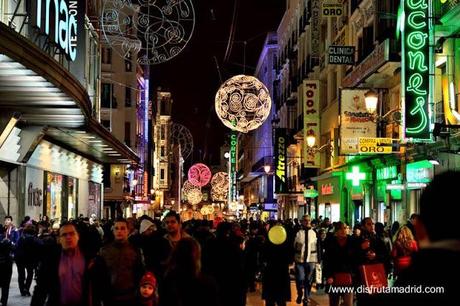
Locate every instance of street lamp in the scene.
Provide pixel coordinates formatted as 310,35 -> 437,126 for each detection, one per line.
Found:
364,90 -> 379,114
264,165 -> 271,174
305,132 -> 333,153
363,89 -> 401,123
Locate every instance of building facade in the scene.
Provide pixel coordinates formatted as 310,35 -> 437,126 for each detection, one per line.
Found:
0,0 -> 138,223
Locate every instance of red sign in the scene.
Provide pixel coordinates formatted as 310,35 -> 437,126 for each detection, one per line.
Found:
321,183 -> 334,195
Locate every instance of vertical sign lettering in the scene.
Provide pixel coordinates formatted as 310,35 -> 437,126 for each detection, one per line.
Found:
229,131 -> 238,203
274,128 -> 287,194
303,80 -> 320,168
311,0 -> 321,59
403,0 -> 430,139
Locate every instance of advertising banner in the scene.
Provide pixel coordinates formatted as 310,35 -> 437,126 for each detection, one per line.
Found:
311,0 -> 321,59
303,80 -> 320,168
322,0 -> 343,17
340,89 -> 377,154
274,128 -> 288,194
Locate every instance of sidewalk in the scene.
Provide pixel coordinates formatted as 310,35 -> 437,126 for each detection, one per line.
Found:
247,281 -> 329,306
6,265 -> 33,306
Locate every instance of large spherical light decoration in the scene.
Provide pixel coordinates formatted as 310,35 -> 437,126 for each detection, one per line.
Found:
188,163 -> 212,187
182,180 -> 200,200
187,189 -> 202,205
215,75 -> 272,133
211,189 -> 227,202
171,123 -> 194,160
102,0 -> 195,65
211,172 -> 229,190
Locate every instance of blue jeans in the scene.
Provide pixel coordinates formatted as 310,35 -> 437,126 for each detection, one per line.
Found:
295,262 -> 316,300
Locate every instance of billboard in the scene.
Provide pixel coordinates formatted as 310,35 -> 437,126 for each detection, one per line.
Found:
340,89 -> 377,154
303,80 -> 320,168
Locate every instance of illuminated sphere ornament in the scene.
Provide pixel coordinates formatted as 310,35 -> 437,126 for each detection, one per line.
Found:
102,0 -> 195,65
171,123 -> 194,160
215,75 -> 272,133
211,172 -> 229,190
211,189 -> 227,202
268,225 -> 287,245
188,163 -> 212,187
187,189 -> 202,205
182,180 -> 200,198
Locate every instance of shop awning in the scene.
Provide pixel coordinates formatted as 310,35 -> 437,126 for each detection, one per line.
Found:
0,23 -> 138,164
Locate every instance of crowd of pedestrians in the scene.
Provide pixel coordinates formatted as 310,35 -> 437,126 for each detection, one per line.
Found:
0,171 -> 458,306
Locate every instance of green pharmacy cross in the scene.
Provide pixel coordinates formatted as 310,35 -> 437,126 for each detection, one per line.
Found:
346,166 -> 366,186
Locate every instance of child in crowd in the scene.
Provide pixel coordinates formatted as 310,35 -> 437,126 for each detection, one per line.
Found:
138,272 -> 158,306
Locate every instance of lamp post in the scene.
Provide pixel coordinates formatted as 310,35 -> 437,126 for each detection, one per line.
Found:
363,89 -> 401,137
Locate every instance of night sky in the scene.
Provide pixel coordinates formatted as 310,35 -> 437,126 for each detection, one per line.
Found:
150,0 -> 285,166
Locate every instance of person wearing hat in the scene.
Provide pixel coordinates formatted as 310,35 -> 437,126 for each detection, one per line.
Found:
137,272 -> 158,306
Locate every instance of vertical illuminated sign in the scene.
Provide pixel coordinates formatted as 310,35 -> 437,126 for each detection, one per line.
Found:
303,80 -> 320,168
228,131 -> 238,203
403,0 -> 431,140
274,128 -> 287,194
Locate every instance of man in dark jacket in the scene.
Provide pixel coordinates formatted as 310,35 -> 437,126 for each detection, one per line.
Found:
0,226 -> 14,306
96,218 -> 144,306
31,222 -> 95,306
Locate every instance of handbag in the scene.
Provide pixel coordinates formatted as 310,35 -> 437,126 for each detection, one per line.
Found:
333,272 -> 353,286
315,263 -> 322,284
359,263 -> 388,291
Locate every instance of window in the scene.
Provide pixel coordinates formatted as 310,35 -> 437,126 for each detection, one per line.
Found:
160,125 -> 165,140
124,122 -> 131,147
101,83 -> 116,108
125,87 -> 132,107
101,120 -> 110,130
102,48 -> 112,64
160,169 -> 165,180
160,146 -> 165,157
125,51 -> 132,72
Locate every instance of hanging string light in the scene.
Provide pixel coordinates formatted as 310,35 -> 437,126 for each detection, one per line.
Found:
188,163 -> 212,187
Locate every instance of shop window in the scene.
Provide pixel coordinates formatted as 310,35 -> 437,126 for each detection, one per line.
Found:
45,172 -> 63,222
68,178 -> 78,219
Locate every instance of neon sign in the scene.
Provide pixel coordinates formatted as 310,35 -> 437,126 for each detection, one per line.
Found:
346,166 -> 366,186
229,132 -> 238,202
32,0 -> 78,61
403,0 -> 430,139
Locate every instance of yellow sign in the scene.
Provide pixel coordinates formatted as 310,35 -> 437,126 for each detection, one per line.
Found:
358,137 -> 393,154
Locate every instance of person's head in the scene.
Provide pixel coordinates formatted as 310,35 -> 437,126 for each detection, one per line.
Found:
139,272 -> 157,299
113,218 -> 129,242
126,217 -> 136,233
324,217 -> 331,226
23,224 -> 36,235
4,216 -> 12,226
167,237 -> 201,277
409,213 -> 419,225
395,225 -> 415,248
361,217 -> 375,234
353,224 -> 361,236
418,171 -> 460,244
139,219 -> 156,236
334,221 -> 349,238
59,223 -> 79,251
301,214 -> 312,228
164,211 -> 181,235
375,222 -> 385,236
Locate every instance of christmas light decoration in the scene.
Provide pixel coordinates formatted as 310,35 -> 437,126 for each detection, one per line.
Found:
215,75 -> 272,133
171,123 -> 193,160
211,172 -> 229,191
186,189 -> 202,205
101,0 -> 195,65
188,163 -> 212,187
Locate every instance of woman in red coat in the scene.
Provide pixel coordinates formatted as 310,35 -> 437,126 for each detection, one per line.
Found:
391,225 -> 418,276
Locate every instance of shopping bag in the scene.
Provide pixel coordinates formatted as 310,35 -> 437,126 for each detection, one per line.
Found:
333,272 -> 353,286
359,263 -> 388,290
315,263 -> 322,284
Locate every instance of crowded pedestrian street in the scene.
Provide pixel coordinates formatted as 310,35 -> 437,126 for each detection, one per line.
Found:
1,0 -> 459,305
